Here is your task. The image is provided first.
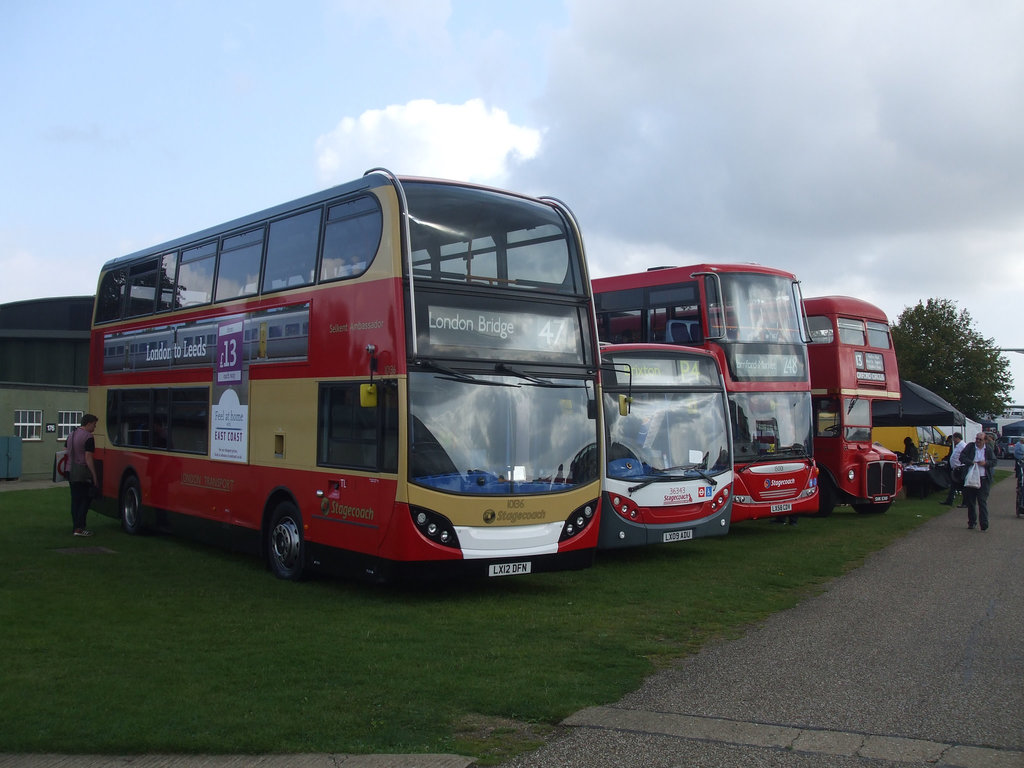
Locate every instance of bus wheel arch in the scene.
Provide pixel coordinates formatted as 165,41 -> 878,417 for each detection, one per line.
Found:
264,491 -> 305,581
119,470 -> 145,534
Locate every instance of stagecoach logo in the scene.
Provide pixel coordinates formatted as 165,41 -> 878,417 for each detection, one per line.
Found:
482,507 -> 547,524
320,498 -> 375,522
764,477 -> 797,489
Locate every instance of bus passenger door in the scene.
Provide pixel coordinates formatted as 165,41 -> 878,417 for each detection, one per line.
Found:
311,381 -> 400,555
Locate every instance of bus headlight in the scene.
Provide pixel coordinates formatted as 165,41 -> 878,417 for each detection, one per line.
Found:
559,501 -> 598,542
410,507 -> 461,550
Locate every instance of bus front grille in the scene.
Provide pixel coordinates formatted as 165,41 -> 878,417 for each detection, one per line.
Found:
867,461 -> 898,496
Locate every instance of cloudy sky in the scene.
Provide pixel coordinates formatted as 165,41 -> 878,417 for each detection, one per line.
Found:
4,0 -> 1024,403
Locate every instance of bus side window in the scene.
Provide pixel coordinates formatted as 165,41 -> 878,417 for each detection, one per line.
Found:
262,209 -> 320,293
320,196 -> 382,282
96,268 -> 128,323
318,382 -> 397,472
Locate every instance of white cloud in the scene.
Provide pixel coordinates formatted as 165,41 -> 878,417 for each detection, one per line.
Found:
314,98 -> 542,187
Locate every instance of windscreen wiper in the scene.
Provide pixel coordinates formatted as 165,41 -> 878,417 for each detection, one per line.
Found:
414,360 -> 478,382
627,463 -> 718,494
494,363 -> 559,387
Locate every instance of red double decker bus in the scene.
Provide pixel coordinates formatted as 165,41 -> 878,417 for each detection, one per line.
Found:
88,170 -> 603,581
593,264 -> 818,523
599,343 -> 733,548
804,295 -> 902,514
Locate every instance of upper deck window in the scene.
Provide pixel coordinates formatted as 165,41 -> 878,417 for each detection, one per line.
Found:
320,196 -> 382,282
263,209 -> 321,292
404,182 -> 584,296
178,242 -> 216,308
837,317 -> 866,346
807,315 -> 834,344
866,320 -> 891,349
215,228 -> 264,302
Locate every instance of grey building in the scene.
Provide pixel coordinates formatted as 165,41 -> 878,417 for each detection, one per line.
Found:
1,296 -> 93,480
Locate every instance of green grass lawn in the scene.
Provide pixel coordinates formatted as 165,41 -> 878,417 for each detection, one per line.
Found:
0,482 -> 970,762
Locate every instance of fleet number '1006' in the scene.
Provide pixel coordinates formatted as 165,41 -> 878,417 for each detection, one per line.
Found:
489,561 -> 532,577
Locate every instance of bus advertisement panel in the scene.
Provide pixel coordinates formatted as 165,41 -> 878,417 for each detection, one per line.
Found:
805,295 -> 902,513
593,264 -> 818,522
600,344 -> 733,548
89,170 -> 602,581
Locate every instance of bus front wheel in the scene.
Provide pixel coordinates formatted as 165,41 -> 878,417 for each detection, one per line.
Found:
120,475 -> 144,535
268,502 -> 305,580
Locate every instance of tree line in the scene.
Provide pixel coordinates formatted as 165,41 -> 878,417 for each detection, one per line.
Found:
890,298 -> 1013,421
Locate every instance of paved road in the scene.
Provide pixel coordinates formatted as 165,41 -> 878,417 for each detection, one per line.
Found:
497,475 -> 1024,768
3,478 -> 1022,767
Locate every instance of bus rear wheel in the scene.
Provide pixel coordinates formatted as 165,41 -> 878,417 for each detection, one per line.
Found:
268,502 -> 305,580
120,475 -> 144,535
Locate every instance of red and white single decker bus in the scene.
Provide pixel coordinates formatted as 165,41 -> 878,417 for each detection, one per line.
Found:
804,295 -> 902,514
593,264 -> 818,522
88,170 -> 603,581
599,343 -> 733,548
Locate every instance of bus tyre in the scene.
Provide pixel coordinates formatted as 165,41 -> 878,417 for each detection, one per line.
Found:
814,476 -> 836,517
120,475 -> 144,535
268,502 -> 305,581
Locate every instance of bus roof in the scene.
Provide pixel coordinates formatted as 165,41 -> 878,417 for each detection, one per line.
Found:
803,295 -> 891,323
99,171 -> 560,273
592,262 -> 798,291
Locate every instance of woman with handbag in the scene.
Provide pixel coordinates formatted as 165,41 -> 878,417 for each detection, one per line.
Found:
959,432 -> 997,531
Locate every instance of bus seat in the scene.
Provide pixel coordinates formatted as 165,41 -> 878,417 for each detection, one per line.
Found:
666,320 -> 691,343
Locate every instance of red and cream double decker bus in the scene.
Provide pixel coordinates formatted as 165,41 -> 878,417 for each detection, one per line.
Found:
89,170 -> 602,581
804,295 -> 901,514
593,264 -> 818,523
599,344 -> 733,548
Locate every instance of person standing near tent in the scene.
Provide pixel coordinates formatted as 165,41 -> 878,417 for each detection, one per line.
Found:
959,432 -> 997,531
940,432 -> 966,506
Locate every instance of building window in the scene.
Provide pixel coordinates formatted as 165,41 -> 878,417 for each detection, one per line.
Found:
14,409 -> 43,441
58,411 -> 83,441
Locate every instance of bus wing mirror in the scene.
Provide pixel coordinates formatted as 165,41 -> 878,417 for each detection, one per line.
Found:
360,383 -> 378,408
618,394 -> 631,416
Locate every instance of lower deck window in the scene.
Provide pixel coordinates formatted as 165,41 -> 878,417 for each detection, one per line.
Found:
107,387 -> 209,454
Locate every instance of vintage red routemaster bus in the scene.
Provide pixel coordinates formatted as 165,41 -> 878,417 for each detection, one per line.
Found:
593,264 -> 818,522
88,170 -> 603,581
804,295 -> 902,514
599,343 -> 733,548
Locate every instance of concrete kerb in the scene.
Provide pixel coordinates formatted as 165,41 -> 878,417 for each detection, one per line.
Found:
562,706 -> 1024,767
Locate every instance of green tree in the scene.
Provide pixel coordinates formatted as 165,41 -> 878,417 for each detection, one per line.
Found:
890,298 -> 1012,419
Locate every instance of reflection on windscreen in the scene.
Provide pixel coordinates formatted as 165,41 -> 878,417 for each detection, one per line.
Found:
732,391 -> 813,461
403,182 -> 582,295
720,273 -> 802,343
603,391 -> 730,480
408,371 -> 597,495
